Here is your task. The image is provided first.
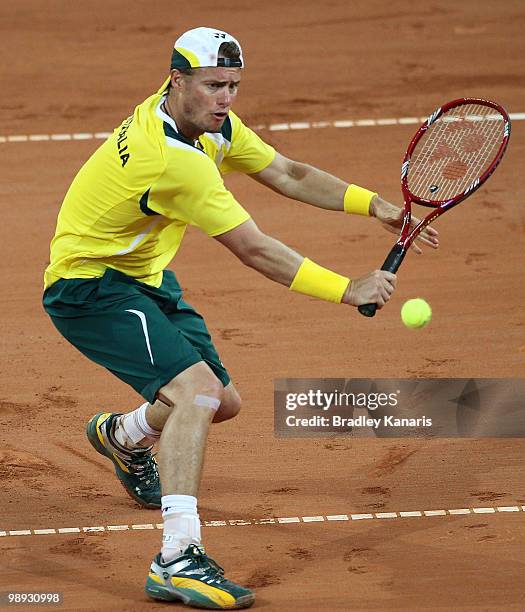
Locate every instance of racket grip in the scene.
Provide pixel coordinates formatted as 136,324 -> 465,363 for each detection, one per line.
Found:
358,244 -> 407,318
358,302 -> 378,317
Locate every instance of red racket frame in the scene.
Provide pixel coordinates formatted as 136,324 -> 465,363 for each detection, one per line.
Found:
358,97 -> 511,318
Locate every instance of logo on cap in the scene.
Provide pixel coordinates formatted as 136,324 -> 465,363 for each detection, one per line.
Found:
170,27 -> 244,70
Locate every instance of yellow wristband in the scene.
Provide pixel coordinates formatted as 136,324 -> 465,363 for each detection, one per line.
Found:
290,258 -> 350,304
343,184 -> 377,216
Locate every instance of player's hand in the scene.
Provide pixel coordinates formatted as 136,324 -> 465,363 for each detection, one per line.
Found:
370,195 -> 439,254
343,270 -> 397,309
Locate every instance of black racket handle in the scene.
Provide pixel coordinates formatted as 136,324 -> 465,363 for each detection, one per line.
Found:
358,244 -> 407,318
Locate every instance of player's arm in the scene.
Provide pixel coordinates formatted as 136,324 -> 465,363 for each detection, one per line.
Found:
214,219 -> 396,309
251,152 -> 439,253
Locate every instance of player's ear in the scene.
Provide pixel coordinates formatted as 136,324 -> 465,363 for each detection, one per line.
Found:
170,69 -> 185,90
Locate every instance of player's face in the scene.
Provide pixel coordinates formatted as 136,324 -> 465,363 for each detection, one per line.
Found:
173,67 -> 241,138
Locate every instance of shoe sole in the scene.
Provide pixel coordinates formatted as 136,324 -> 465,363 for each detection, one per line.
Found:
86,412 -> 160,510
145,579 -> 255,609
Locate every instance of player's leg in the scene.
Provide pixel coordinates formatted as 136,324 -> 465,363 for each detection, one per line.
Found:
43,269 -> 211,509
155,361 -> 221,497
145,361 -> 254,609
141,381 -> 241,433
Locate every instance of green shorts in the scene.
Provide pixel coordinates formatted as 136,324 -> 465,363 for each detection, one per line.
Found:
42,268 -> 230,404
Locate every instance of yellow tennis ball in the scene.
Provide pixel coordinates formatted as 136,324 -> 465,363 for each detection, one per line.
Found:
401,298 -> 432,329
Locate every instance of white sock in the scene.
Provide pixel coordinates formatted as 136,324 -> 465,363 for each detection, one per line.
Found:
161,494 -> 201,563
114,403 -> 161,450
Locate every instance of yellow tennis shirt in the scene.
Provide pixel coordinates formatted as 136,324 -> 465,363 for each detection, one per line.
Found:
44,93 -> 275,288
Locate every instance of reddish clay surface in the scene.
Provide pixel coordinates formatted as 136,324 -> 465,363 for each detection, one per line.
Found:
1,1 -> 524,610
442,160 -> 468,180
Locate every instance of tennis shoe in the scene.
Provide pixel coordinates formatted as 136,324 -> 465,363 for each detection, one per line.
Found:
86,411 -> 161,509
145,544 -> 255,609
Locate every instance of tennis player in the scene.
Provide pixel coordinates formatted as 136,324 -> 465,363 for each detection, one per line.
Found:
43,27 -> 438,609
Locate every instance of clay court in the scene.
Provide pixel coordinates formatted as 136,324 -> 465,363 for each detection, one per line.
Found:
1,1 -> 524,609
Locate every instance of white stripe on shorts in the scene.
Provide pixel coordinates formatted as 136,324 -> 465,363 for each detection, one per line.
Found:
125,309 -> 155,365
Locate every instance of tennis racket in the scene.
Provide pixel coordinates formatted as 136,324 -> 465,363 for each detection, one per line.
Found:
359,97 -> 511,318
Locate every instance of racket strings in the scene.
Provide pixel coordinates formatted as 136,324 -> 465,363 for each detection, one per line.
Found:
407,104 -> 504,201
409,104 -> 496,196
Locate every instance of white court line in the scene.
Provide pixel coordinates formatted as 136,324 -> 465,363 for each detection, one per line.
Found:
0,113 -> 523,144
351,513 -> 374,520
1,504 -> 522,538
107,525 -> 129,531
83,526 -> 104,532
57,527 -> 80,534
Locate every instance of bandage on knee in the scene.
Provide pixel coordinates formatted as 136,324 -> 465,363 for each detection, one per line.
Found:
194,395 -> 221,411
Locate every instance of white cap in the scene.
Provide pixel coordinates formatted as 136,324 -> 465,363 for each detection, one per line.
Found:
170,27 -> 244,70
